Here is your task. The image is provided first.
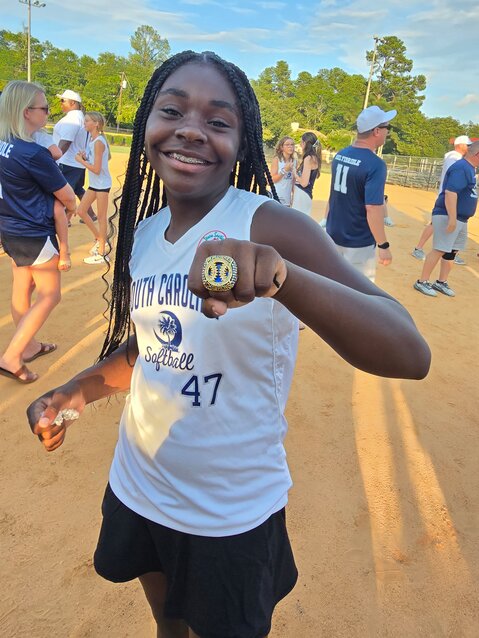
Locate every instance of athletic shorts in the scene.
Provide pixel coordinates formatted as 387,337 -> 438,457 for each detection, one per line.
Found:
59,164 -> 86,199
94,484 -> 298,638
334,243 -> 376,282
0,233 -> 59,267
432,215 -> 468,252
89,187 -> 111,193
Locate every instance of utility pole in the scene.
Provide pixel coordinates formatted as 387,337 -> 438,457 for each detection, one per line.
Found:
18,0 -> 46,82
363,35 -> 380,110
117,72 -> 127,133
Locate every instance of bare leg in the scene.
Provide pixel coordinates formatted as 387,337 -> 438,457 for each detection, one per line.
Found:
95,191 -> 109,255
76,189 -> 99,241
53,198 -> 71,270
419,249 -> 444,281
0,257 -> 61,378
416,223 -> 433,250
438,256 -> 454,282
9,263 -> 40,360
139,572 -> 189,638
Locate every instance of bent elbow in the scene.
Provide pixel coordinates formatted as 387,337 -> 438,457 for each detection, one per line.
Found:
408,341 -> 432,380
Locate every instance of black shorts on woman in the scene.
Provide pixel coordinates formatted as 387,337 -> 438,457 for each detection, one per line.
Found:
94,484 -> 298,638
0,232 -> 58,267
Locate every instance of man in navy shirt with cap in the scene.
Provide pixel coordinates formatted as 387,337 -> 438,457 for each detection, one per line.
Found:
326,105 -> 396,282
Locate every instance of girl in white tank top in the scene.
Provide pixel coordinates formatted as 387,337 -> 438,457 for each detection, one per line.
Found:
269,135 -> 296,206
74,111 -> 112,264
27,51 -> 431,637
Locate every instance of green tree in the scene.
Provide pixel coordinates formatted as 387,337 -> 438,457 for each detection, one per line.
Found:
129,25 -> 170,70
366,36 -> 427,154
252,61 -> 297,142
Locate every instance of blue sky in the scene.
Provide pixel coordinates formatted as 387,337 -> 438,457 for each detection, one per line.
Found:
5,0 -> 479,125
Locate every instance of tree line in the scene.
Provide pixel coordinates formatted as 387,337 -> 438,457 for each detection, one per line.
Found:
1,29 -> 477,157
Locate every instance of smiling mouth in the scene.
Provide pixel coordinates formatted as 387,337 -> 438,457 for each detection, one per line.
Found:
166,152 -> 211,165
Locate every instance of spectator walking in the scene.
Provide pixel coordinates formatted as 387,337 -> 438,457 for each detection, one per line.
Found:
412,135 -> 472,264
74,111 -> 112,264
0,81 -> 76,383
413,141 -> 479,297
53,90 -> 97,222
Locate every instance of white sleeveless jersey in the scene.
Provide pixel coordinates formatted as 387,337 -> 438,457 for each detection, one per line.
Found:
86,135 -> 111,189
274,158 -> 295,206
109,186 -> 299,536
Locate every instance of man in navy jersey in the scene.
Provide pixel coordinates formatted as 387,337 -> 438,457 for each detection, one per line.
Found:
414,141 -> 479,297
326,105 -> 396,281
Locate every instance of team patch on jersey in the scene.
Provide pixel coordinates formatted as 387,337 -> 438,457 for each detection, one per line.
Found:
154,310 -> 183,352
145,310 -> 195,372
198,229 -> 227,246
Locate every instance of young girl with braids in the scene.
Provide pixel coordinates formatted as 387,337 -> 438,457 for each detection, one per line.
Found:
74,111 -> 112,264
269,136 -> 296,206
292,131 -> 321,216
27,51 -> 430,638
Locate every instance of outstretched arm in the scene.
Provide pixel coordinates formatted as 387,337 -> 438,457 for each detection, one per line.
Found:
27,334 -> 139,452
188,202 -> 430,380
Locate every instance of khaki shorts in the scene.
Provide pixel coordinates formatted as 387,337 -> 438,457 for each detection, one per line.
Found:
432,216 -> 467,252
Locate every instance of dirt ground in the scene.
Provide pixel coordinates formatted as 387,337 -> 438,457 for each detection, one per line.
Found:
1,151 -> 478,637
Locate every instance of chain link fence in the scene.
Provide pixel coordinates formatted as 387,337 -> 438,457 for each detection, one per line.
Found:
382,154 -> 443,191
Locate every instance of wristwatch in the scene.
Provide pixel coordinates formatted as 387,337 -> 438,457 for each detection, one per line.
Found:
378,241 -> 390,249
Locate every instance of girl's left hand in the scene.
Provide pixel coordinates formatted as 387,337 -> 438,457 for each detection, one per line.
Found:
188,239 -> 287,318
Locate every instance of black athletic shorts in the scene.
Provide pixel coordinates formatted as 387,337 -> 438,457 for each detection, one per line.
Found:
0,232 -> 59,267
94,484 -> 298,638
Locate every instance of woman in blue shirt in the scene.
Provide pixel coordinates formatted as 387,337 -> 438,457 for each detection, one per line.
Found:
0,81 -> 76,383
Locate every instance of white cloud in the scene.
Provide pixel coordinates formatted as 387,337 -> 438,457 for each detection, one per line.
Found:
456,94 -> 479,107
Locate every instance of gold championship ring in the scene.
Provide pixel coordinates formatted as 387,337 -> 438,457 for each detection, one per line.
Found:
202,255 -> 238,292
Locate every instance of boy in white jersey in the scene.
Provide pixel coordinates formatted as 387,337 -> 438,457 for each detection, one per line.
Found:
27,52 -> 431,638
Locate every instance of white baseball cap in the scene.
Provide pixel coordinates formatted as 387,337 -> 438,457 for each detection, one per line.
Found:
56,89 -> 82,103
454,135 -> 472,145
356,105 -> 397,134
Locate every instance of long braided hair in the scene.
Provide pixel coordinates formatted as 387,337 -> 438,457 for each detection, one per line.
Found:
99,50 -> 278,360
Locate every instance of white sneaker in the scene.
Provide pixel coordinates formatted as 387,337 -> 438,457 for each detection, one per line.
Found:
83,254 -> 110,265
384,216 -> 394,227
89,240 -> 100,255
90,240 -> 112,256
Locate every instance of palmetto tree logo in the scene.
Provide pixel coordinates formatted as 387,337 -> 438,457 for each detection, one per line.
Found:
153,311 -> 182,352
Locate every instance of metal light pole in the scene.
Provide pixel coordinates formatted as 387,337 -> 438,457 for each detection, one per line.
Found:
116,72 -> 127,132
18,0 -> 46,82
363,35 -> 380,110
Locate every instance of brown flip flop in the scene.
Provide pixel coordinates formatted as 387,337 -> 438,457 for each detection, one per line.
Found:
0,364 -> 38,384
24,342 -> 57,363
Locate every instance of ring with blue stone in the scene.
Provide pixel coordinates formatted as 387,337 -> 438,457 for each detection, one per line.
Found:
202,255 -> 238,292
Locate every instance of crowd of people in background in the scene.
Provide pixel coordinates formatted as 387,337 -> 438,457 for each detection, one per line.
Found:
0,74 -> 476,390
0,81 -> 111,383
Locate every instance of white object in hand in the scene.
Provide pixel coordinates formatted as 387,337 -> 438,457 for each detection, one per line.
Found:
53,409 -> 80,425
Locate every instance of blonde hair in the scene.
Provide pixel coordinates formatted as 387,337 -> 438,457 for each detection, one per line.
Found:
274,136 -> 295,161
0,80 -> 45,142
85,111 -> 111,159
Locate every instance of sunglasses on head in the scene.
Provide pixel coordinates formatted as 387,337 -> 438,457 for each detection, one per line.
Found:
28,105 -> 49,113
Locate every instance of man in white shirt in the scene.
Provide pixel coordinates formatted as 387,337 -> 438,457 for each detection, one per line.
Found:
411,134 -> 472,262
53,90 -> 96,221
